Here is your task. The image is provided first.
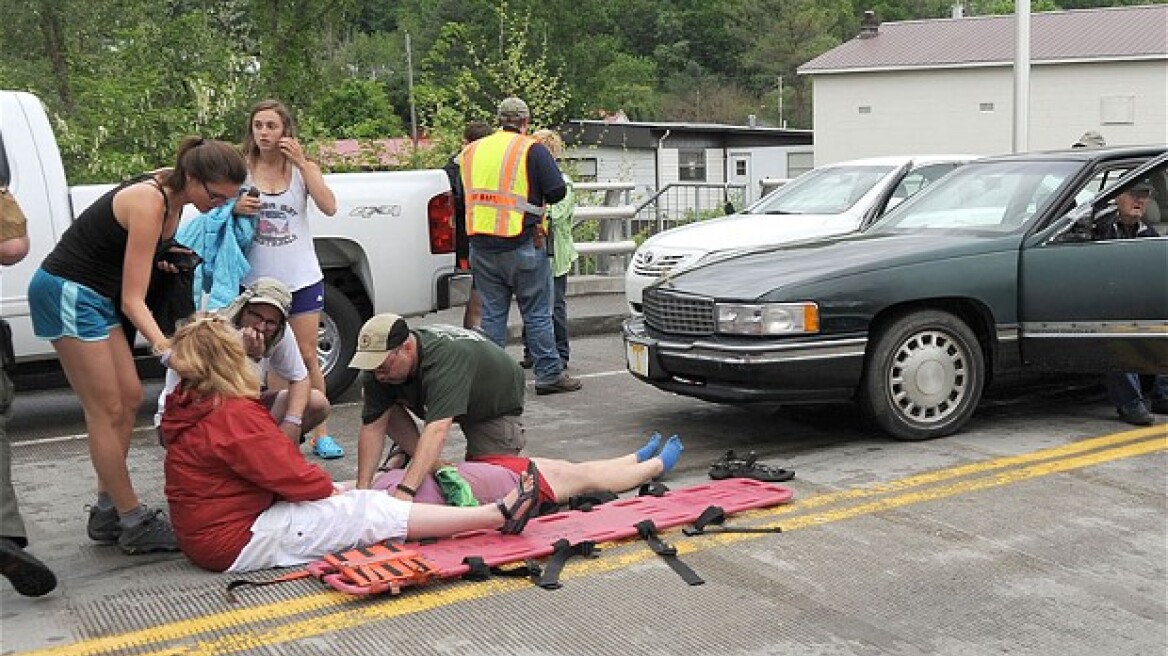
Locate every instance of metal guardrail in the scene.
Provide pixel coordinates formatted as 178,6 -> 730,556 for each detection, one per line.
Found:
570,181 -> 750,275
572,182 -> 638,275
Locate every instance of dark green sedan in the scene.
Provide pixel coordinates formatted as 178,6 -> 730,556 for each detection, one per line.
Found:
623,147 -> 1168,440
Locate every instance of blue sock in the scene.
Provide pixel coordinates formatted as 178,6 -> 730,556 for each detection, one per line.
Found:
635,432 -> 662,462
658,435 -> 684,473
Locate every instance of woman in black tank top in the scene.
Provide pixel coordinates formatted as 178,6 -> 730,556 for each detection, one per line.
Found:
30,137 -> 246,554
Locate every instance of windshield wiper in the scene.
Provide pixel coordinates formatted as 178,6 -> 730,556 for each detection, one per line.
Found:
763,210 -> 800,215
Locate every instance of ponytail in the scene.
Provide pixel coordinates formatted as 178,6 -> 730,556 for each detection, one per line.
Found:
161,138 -> 247,192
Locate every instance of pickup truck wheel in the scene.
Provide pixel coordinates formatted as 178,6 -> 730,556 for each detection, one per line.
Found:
860,310 -> 985,441
319,282 -> 361,400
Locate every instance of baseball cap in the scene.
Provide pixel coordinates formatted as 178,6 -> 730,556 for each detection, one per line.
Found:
244,277 -> 292,319
1128,177 -> 1154,194
497,96 -> 530,120
349,313 -> 411,370
1072,130 -> 1106,148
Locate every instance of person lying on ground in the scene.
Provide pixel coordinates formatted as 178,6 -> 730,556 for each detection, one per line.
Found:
361,433 -> 684,509
159,314 -> 539,573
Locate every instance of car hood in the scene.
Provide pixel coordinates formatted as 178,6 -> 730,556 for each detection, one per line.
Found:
640,211 -> 860,253
654,230 -> 1021,301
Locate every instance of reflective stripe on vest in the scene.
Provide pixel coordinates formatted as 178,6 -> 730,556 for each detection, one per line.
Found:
461,131 -> 544,237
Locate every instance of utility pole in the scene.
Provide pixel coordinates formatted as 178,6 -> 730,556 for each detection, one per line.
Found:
777,75 -> 785,128
1012,3 -> 1030,153
406,32 -> 418,147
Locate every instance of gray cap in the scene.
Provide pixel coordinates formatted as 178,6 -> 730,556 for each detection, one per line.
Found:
1129,177 -> 1154,194
497,96 -> 530,120
1072,130 -> 1106,148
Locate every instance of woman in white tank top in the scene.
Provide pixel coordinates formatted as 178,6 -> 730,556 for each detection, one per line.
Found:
236,99 -> 343,459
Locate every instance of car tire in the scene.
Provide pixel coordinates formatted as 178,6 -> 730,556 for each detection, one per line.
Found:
860,310 -> 985,441
319,282 -> 361,400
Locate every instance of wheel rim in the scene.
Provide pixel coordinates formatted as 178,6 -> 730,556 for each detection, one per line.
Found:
887,329 -> 969,425
317,313 -> 340,378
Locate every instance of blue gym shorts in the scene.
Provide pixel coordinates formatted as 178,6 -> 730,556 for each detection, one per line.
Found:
28,268 -> 120,342
289,279 -> 325,317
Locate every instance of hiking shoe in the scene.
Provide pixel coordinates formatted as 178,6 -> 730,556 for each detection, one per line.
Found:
86,505 -> 121,543
1150,397 -> 1168,415
0,538 -> 57,597
1117,402 -> 1154,427
708,450 -> 795,482
117,507 -> 180,555
535,373 -> 582,395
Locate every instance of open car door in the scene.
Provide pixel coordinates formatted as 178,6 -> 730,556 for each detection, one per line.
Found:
1018,153 -> 1168,373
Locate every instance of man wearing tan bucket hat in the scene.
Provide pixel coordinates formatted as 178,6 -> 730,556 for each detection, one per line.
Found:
349,313 -> 529,499
155,277 -> 331,445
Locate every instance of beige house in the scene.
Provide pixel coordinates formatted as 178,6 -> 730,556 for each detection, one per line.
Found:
798,5 -> 1168,164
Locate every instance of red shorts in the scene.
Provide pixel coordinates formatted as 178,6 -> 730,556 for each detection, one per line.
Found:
470,455 -> 556,505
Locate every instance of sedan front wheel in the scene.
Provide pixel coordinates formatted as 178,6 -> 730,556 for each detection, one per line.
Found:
860,310 -> 985,440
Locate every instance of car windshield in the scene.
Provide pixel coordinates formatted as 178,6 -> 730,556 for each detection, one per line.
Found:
869,159 -> 1081,234
748,164 -> 897,216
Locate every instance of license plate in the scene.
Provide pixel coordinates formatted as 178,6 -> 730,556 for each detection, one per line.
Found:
626,340 -> 649,377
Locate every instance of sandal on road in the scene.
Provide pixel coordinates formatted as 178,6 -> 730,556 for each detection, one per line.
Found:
708,450 -> 794,483
312,435 -> 345,460
497,461 -> 541,535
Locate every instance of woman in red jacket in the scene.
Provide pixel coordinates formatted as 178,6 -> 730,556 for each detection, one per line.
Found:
160,314 -> 537,573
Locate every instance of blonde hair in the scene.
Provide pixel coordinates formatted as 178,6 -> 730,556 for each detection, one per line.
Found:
169,314 -> 260,399
532,129 -> 563,158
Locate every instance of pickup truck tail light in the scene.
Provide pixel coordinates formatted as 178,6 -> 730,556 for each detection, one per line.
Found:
428,192 -> 455,254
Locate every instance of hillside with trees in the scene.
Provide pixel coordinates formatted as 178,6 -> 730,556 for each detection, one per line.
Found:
0,0 -> 1157,181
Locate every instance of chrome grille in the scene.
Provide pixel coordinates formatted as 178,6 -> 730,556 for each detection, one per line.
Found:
643,288 -> 716,335
632,251 -> 689,278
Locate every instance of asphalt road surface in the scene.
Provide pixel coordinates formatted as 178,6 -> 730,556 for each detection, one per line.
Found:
3,332 -> 1165,655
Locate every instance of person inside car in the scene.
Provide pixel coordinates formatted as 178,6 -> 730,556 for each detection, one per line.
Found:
1093,178 -> 1166,426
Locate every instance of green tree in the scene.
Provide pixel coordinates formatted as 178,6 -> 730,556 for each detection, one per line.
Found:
415,2 -> 569,138
247,0 -> 354,109
311,78 -> 404,139
590,54 -> 661,120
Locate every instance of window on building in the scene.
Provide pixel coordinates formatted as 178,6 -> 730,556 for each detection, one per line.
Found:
560,157 -> 598,182
787,151 -> 814,179
1100,95 -> 1135,125
979,102 -> 995,112
735,159 -> 748,176
678,149 -> 706,181
858,106 -> 872,114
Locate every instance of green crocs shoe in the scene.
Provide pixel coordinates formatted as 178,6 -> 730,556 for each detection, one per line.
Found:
435,466 -> 479,507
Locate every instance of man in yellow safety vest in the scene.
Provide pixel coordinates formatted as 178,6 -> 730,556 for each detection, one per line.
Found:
460,97 -> 581,395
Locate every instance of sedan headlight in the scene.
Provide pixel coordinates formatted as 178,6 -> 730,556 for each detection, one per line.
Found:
716,302 -> 820,335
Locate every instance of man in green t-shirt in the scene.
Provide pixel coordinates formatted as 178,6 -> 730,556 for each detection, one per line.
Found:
349,313 -> 526,498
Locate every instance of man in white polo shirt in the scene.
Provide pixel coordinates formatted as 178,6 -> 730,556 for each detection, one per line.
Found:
156,277 -> 330,445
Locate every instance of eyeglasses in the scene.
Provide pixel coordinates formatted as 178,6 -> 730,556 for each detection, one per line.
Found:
241,308 -> 282,331
201,179 -> 232,204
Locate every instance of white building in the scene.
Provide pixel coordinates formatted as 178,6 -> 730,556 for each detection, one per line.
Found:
558,119 -> 813,206
798,5 -> 1168,165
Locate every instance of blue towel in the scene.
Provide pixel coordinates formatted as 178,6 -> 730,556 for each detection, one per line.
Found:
177,200 -> 256,310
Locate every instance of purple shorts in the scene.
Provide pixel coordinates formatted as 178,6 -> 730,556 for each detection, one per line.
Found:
289,279 -> 325,317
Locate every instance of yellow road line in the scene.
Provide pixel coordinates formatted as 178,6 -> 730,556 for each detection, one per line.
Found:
16,427 -> 1165,656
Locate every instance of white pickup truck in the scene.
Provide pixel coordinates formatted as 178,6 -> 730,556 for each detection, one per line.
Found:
1,90 -> 470,397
